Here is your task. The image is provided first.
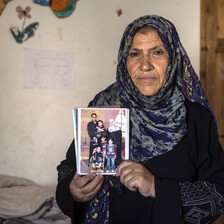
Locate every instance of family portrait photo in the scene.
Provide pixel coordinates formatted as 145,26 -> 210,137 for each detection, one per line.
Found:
74,107 -> 129,175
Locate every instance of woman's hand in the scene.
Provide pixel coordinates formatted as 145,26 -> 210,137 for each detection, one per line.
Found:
116,160 -> 155,198
70,172 -> 104,202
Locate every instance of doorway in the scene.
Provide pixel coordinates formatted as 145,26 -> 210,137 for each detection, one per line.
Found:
200,0 -> 224,148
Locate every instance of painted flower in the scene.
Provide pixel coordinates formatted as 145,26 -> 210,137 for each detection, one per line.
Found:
16,6 -> 31,19
11,5 -> 39,44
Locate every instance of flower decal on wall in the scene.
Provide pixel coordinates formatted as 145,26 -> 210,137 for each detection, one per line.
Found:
10,6 -> 39,44
16,6 -> 31,19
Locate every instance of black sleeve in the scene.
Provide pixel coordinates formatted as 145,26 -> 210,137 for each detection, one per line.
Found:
56,140 -> 88,224
88,121 -> 99,139
153,177 -> 181,223
179,180 -> 224,223
179,109 -> 224,223
144,103 -> 224,223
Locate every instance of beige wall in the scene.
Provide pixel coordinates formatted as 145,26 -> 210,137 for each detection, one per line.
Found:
0,0 -> 200,187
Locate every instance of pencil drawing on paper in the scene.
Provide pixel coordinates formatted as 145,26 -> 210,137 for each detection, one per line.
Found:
24,48 -> 75,90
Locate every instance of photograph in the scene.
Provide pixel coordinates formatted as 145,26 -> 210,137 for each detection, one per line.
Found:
73,107 -> 129,175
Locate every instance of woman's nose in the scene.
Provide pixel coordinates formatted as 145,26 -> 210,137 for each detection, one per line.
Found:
140,55 -> 154,71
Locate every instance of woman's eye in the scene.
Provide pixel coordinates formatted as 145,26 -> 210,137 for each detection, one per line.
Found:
153,50 -> 163,56
129,52 -> 139,57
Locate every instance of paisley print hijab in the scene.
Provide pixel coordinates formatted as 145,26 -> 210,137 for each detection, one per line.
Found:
84,15 -> 213,223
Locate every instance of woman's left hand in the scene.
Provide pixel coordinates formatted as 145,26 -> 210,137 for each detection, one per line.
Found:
116,160 -> 155,198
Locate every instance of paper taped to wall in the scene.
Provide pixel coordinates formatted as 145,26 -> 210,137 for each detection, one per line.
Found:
24,48 -> 75,90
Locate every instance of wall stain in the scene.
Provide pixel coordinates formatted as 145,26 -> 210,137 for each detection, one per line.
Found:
57,27 -> 63,41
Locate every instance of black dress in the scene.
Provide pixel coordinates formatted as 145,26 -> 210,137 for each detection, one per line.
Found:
56,101 -> 224,224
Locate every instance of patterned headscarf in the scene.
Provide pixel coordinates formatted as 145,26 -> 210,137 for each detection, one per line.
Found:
84,15 -> 213,223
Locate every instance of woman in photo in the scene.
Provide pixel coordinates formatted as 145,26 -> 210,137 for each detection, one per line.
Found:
106,119 -> 122,166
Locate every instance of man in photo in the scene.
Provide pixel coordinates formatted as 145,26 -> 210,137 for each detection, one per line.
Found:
87,113 -> 98,159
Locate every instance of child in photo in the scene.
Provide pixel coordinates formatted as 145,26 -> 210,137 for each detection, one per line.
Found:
90,146 -> 103,172
94,120 -> 105,145
106,138 -> 117,172
95,120 -> 105,137
100,136 -> 107,158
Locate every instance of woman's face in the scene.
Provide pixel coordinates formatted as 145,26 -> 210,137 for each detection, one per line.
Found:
109,120 -> 114,126
126,30 -> 169,96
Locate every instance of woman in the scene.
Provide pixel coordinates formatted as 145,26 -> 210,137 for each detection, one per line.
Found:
56,15 -> 224,223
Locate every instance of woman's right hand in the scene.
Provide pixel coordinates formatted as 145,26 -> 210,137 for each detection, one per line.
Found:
70,172 -> 104,202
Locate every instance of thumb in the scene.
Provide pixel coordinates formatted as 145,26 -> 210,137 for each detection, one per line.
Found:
73,172 -> 80,180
